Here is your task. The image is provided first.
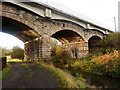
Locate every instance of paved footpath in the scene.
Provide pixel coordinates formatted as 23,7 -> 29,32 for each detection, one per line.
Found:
2,63 -> 59,88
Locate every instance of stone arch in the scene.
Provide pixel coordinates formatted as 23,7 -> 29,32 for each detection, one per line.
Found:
2,16 -> 41,42
51,29 -> 85,44
51,29 -> 88,58
86,28 -> 104,39
88,35 -> 102,53
1,3 -> 44,36
1,16 -> 43,61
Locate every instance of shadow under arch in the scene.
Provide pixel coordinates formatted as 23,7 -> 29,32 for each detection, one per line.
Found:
51,29 -> 85,44
1,16 -> 41,42
51,29 -> 86,59
88,35 -> 102,53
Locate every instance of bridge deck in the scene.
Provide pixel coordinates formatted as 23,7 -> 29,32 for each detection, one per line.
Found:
29,0 -> 113,31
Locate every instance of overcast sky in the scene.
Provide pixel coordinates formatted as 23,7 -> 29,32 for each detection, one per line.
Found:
0,0 -> 119,49
52,0 -> 119,32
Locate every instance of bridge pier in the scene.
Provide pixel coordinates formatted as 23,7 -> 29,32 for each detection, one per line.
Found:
62,42 -> 89,58
24,35 -> 51,61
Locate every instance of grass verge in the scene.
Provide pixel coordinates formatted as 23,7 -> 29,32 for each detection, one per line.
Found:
36,62 -> 89,88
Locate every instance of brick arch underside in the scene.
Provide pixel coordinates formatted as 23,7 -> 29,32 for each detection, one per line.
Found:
51,30 -> 85,44
1,16 -> 41,42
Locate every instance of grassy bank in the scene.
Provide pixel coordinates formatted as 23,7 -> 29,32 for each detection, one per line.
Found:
36,62 -> 89,88
71,50 -> 120,78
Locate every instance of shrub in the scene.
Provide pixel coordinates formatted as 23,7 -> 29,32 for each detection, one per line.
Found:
91,50 -> 120,78
51,45 -> 64,58
98,32 -> 120,53
55,45 -> 64,58
51,46 -> 56,56
71,50 -> 120,78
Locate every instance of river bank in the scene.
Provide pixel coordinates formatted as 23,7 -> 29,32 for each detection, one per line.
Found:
52,50 -> 120,88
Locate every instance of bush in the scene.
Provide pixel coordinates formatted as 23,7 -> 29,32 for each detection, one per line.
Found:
55,45 -> 64,58
51,45 -> 64,58
71,50 -> 120,78
51,46 -> 56,56
11,46 -> 24,60
98,32 -> 120,53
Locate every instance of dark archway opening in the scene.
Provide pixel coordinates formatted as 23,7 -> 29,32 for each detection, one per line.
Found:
1,16 -> 40,42
51,30 -> 85,59
88,36 -> 102,53
51,30 -> 84,44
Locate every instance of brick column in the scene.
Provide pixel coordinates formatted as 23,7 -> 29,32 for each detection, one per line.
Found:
24,36 -> 51,61
41,35 -> 51,60
24,38 -> 42,61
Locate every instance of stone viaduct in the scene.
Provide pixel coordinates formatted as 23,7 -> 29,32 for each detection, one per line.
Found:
0,0 -> 112,61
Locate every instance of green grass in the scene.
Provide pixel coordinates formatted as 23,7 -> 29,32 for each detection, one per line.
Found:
36,62 -> 89,88
0,65 -> 12,79
7,59 -> 22,63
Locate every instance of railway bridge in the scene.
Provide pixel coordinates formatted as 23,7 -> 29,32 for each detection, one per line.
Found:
0,0 -> 112,61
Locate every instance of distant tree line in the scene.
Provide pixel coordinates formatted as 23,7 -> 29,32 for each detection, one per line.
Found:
0,46 -> 24,60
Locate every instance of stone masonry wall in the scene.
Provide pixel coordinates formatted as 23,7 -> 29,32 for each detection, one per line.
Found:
62,42 -> 88,58
24,36 -> 51,61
